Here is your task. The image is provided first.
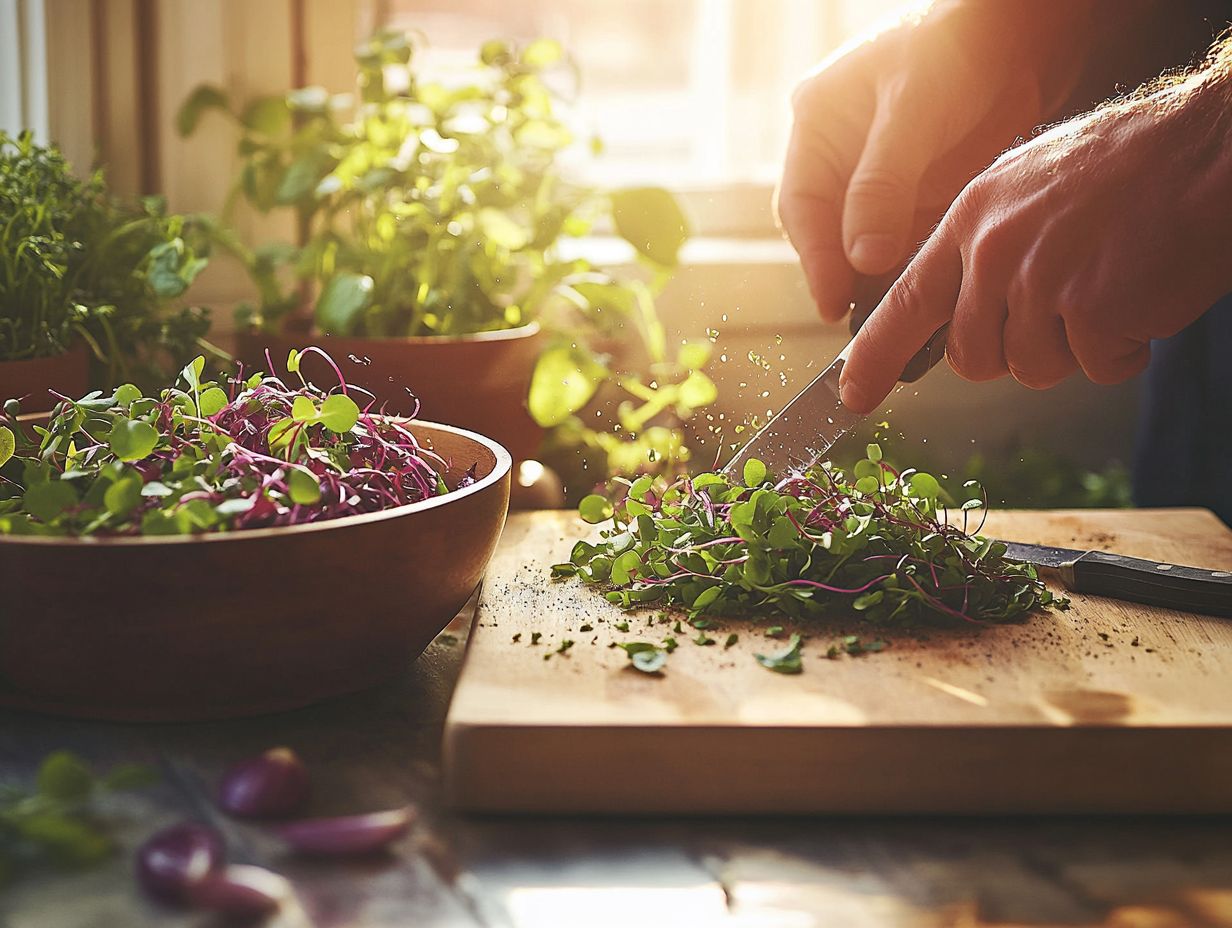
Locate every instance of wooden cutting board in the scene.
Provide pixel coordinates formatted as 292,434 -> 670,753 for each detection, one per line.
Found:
444,508 -> 1232,814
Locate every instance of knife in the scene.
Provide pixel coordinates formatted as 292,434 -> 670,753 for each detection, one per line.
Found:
1001,541 -> 1232,617
721,273 -> 948,479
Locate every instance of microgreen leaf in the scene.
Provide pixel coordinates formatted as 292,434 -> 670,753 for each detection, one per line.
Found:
908,472 -> 941,500
291,395 -> 318,422
579,494 -> 614,524
287,467 -> 322,505
23,481 -> 77,522
102,474 -> 143,518
619,641 -> 667,673
743,458 -> 767,488
198,387 -> 228,417
107,419 -> 158,462
319,394 -> 360,432
631,648 -> 667,673
0,426 -> 13,468
113,384 -> 141,407
755,633 -> 803,674
36,751 -> 95,801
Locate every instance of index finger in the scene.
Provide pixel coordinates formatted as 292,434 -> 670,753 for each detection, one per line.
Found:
775,127 -> 854,323
838,225 -> 961,413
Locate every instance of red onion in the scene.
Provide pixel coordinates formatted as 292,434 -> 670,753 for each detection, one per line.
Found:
218,747 -> 311,819
135,822 -> 225,904
273,806 -> 415,856
189,864 -> 289,918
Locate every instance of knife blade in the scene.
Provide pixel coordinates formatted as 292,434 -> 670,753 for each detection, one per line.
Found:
1002,540 -> 1232,617
719,321 -> 949,480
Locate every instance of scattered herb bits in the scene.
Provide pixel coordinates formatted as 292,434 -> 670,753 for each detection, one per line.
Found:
552,448 -> 1066,627
755,634 -> 803,674
619,642 -> 668,674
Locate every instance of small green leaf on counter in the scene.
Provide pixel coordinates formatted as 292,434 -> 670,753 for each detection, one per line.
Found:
755,634 -> 803,674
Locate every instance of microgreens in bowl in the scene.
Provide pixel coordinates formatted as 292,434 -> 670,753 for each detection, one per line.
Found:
553,446 -> 1067,627
0,348 -> 459,537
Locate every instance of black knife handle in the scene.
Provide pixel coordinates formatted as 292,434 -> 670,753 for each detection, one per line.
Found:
1061,550 -> 1232,617
849,274 -> 950,383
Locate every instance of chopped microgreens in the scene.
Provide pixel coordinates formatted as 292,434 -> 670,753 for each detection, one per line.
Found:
0,348 -> 456,537
553,446 -> 1066,627
618,642 -> 667,674
755,633 -> 803,674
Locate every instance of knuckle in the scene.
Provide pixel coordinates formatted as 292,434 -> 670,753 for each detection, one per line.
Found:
790,75 -> 828,116
846,167 -> 914,205
945,334 -> 1002,383
1077,348 -> 1146,385
1007,363 -> 1064,391
969,219 -> 1018,270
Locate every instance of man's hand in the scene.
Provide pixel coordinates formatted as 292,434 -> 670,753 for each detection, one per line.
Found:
839,61 -> 1232,414
776,1 -> 1094,323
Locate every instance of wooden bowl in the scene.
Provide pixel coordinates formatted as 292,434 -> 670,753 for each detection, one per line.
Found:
0,422 -> 511,721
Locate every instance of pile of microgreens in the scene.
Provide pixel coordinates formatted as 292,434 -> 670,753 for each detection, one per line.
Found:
0,348 -> 454,537
553,446 -> 1066,657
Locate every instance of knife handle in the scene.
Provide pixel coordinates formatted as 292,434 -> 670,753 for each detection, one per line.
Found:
1061,551 -> 1232,617
849,275 -> 950,383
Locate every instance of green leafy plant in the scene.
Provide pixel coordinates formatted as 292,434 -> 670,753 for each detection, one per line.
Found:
554,445 -> 1067,627
0,751 -> 155,885
0,131 -> 214,385
0,348 -> 459,537
179,29 -> 713,482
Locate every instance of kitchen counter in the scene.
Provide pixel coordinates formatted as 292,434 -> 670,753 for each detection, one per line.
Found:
2,579 -> 1230,927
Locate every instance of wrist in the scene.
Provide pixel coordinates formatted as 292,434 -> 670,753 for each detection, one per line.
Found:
1160,60 -> 1232,299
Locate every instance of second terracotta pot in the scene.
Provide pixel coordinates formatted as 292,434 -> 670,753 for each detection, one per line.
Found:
0,346 -> 90,413
235,323 -> 544,462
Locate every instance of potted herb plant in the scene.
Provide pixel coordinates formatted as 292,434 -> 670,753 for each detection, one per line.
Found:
180,30 -> 713,479
0,132 -> 213,411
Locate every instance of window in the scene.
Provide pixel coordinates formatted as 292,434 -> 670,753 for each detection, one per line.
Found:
0,0 -> 49,142
373,0 -> 917,189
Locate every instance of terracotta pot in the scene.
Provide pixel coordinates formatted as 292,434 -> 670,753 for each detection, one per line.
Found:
235,323 -> 544,462
0,346 -> 89,413
0,421 -> 511,722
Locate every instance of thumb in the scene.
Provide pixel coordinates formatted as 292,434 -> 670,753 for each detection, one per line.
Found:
842,101 -> 931,275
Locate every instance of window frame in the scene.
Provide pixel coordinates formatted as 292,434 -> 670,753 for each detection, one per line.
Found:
1,0 -> 50,142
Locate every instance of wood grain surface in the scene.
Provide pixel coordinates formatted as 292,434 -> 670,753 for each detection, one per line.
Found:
445,508 -> 1232,814
3,540 -> 1232,927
